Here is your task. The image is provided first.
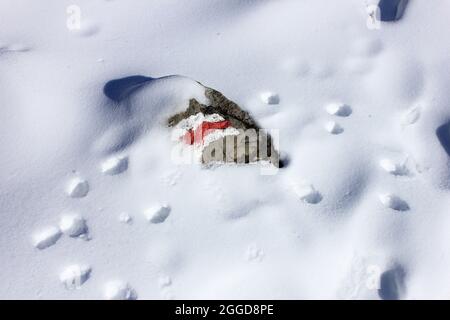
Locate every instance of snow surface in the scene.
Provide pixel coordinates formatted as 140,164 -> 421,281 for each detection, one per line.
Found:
1,0 -> 450,299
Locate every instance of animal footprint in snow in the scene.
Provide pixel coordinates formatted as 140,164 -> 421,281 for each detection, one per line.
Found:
119,212 -> 132,224
379,194 -> 410,211
158,275 -> 172,289
60,265 -> 91,290
33,226 -> 62,249
101,155 -> 128,175
292,183 -> 322,204
325,121 -> 344,134
59,213 -> 89,238
104,281 -> 137,300
401,106 -> 421,126
260,92 -> 280,105
379,159 -> 409,176
144,204 -> 171,223
326,102 -> 352,117
66,177 -> 89,198
246,244 -> 264,262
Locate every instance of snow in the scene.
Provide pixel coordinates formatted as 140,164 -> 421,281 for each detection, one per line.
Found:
104,281 -> 137,300
260,92 -> 280,105
144,205 -> 171,224
59,265 -> 91,290
118,212 -> 132,224
325,102 -> 353,117
101,156 -> 128,175
378,194 -> 410,211
325,121 -> 344,135
59,213 -> 88,238
66,177 -> 90,198
1,0 -> 450,300
32,227 -> 62,250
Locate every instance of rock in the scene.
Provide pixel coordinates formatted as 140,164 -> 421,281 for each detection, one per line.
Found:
168,87 -> 280,167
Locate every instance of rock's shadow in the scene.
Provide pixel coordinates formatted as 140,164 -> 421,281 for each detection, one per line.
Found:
378,0 -> 409,22
104,75 -> 154,102
436,122 -> 450,156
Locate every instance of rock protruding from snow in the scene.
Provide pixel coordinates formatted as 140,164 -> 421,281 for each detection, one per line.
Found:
104,281 -> 137,300
144,204 -> 171,223
379,194 -> 410,211
325,102 -> 352,117
33,226 -> 62,249
101,156 -> 129,175
379,159 -> 408,176
66,177 -> 89,198
119,212 -> 132,224
325,121 -> 344,134
59,213 -> 88,237
293,183 -> 322,204
260,92 -> 280,105
59,265 -> 91,290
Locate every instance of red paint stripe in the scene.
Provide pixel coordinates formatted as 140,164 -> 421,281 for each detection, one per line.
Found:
183,120 -> 231,145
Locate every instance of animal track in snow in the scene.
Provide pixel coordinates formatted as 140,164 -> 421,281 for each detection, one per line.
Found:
379,159 -> 409,176
0,43 -> 30,54
379,194 -> 410,211
325,121 -> 344,134
33,226 -> 62,249
70,22 -> 100,38
59,213 -> 88,238
66,177 -> 89,198
260,92 -> 280,105
401,106 -> 421,126
59,265 -> 91,290
119,212 -> 132,224
158,275 -> 172,289
378,265 -> 406,300
246,244 -> 264,262
104,281 -> 137,300
101,155 -> 128,175
144,204 -> 171,223
325,102 -> 352,117
292,183 -> 322,204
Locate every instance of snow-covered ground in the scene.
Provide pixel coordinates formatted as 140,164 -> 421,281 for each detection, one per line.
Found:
1,0 -> 450,299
